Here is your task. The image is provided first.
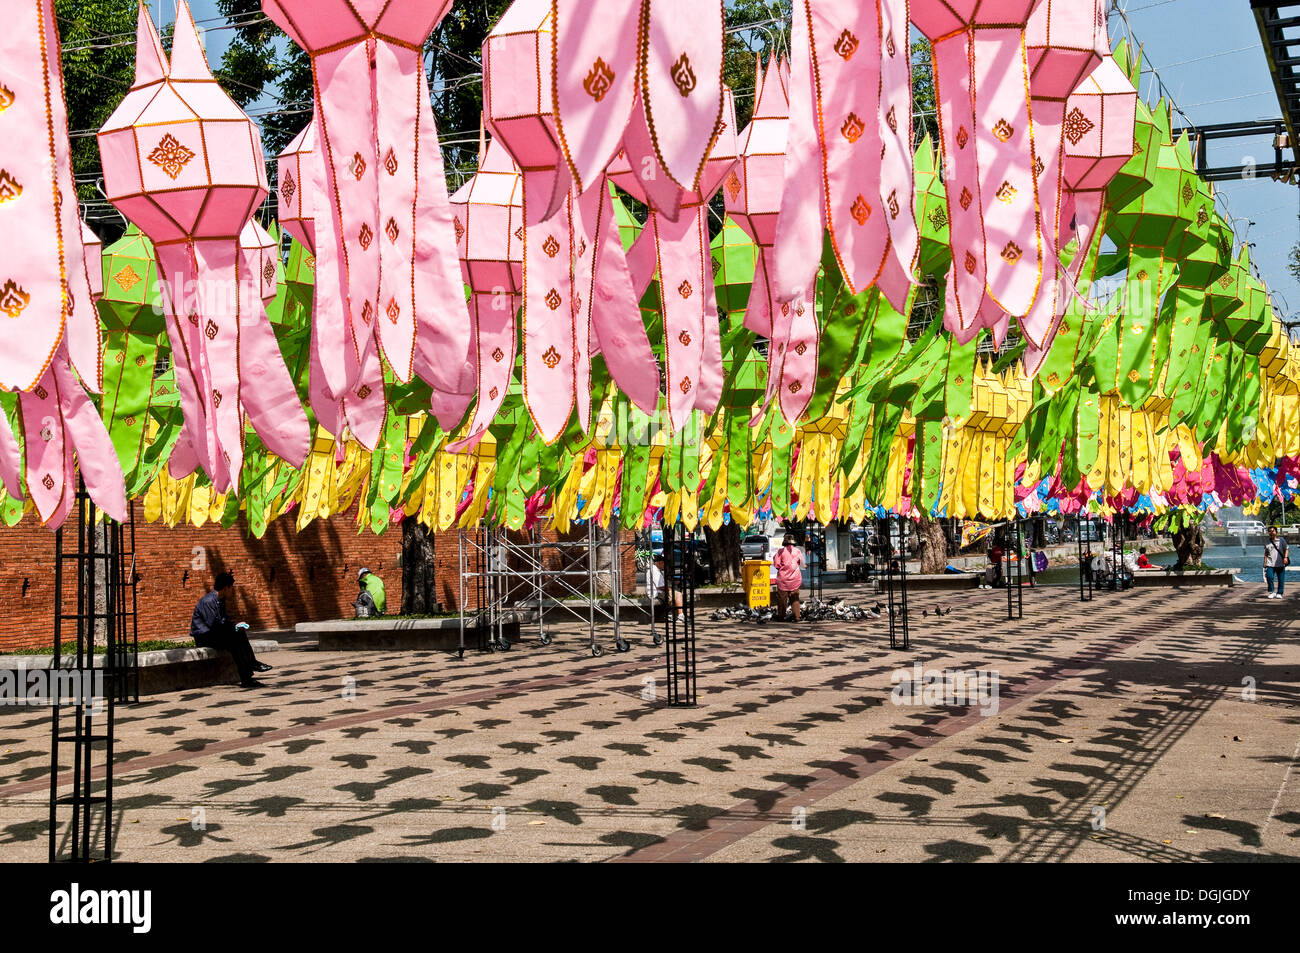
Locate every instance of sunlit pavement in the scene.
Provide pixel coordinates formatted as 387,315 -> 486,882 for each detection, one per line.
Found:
1,585 -> 1297,862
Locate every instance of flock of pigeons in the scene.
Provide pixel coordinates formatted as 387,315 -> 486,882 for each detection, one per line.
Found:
708,599 -> 955,625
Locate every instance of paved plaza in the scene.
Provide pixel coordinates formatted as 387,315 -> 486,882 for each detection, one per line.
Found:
1,585 -> 1298,862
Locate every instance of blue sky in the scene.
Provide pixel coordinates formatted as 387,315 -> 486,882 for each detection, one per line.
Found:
1112,1 -> 1300,322
165,0 -> 1300,321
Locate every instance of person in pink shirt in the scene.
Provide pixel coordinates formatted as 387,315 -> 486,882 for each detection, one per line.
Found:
772,535 -> 806,622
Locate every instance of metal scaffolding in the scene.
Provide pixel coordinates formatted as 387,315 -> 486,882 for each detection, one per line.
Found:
457,521 -> 639,658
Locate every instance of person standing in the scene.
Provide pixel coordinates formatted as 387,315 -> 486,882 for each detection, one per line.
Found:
772,535 -> 806,621
190,572 -> 272,688
1264,526 -> 1290,599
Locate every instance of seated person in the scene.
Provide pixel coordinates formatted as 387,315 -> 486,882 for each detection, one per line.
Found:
357,567 -> 386,615
190,571 -> 271,688
1136,547 -> 1156,570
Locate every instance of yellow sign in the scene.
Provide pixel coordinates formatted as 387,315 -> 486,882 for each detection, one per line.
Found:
742,560 -> 772,608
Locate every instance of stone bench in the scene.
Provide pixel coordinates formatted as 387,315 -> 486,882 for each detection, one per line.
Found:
0,640 -> 280,696
297,614 -> 532,652
1129,569 -> 1237,587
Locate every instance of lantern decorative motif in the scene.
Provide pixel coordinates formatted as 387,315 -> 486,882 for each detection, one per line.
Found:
261,0 -> 474,431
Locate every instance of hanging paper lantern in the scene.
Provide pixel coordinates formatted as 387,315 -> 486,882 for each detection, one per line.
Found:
446,136 -> 524,451
608,87 -> 739,430
483,0 -> 662,443
1023,49 -> 1137,375
913,1 -> 1045,346
771,0 -> 917,306
725,57 -> 818,425
261,0 -> 473,429
276,119 -> 315,255
99,3 -> 309,496
235,218 -> 310,467
0,0 -> 102,395
97,225 -> 169,482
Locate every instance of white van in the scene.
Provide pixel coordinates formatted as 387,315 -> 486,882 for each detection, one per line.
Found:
1224,521 -> 1266,535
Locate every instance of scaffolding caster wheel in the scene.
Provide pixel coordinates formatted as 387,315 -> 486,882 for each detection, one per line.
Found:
653,633 -> 663,646
539,632 -> 552,646
497,637 -> 511,651
591,644 -> 604,658
615,637 -> 630,653
457,648 -> 465,660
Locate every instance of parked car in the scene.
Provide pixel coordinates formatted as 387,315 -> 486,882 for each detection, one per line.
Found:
1078,519 -> 1106,543
740,534 -> 771,560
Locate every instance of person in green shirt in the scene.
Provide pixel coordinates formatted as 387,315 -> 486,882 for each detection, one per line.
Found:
357,567 -> 387,615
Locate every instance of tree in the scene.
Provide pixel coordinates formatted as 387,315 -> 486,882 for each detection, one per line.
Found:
401,519 -> 439,614
214,0 -> 310,160
704,521 -> 743,584
1290,241 -> 1300,286
916,513 -> 947,574
56,0 -> 140,238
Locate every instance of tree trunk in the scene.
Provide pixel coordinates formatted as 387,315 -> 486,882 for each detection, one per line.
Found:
593,524 -> 616,596
1172,525 -> 1205,569
916,513 -> 948,574
704,522 -> 743,584
401,520 -> 439,614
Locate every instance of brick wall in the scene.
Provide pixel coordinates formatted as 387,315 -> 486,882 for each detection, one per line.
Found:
0,512 -> 639,652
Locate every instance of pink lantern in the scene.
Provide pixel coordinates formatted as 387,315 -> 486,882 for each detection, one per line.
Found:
237,219 -> 310,466
772,0 -> 918,307
0,0 -> 102,396
483,0 -> 662,443
912,1 -> 1046,340
1024,52 -> 1136,376
82,220 -> 104,302
723,57 -> 817,424
1025,0 -> 1106,100
447,135 -> 524,451
608,88 -> 739,430
1018,1 -> 1104,353
261,0 -> 473,430
98,3 -> 279,493
276,120 -> 316,254
0,2 -> 122,526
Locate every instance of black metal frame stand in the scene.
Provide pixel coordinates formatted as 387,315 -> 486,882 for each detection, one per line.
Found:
1077,525 -> 1094,602
663,522 -> 697,706
804,520 -> 825,601
1005,520 -> 1024,620
49,489 -> 138,863
876,516 -> 909,650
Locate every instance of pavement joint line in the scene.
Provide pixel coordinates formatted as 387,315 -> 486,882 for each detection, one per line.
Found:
1257,727 -> 1300,854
